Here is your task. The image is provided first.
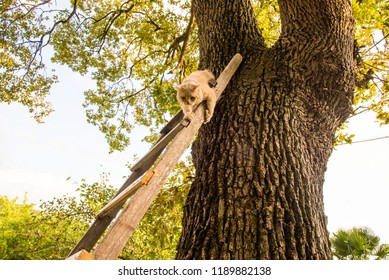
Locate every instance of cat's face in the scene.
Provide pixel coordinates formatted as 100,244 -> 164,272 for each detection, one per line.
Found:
175,83 -> 201,106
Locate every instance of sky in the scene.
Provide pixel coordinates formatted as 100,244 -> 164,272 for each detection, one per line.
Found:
1,62 -> 389,245
0,64 -> 150,204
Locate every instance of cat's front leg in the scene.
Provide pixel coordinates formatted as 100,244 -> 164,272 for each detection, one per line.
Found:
204,94 -> 216,123
204,109 -> 212,123
183,105 -> 194,122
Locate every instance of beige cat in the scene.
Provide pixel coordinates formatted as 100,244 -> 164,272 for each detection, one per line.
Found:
175,70 -> 217,123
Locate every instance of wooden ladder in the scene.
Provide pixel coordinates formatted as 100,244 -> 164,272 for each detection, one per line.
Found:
66,53 -> 243,260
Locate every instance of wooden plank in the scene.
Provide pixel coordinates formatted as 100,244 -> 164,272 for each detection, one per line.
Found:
66,250 -> 94,260
92,53 -> 243,259
159,110 -> 185,135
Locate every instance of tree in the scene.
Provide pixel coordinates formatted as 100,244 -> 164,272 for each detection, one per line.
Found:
0,195 -> 37,259
0,176 -> 116,259
2,0 -> 388,260
331,227 -> 389,260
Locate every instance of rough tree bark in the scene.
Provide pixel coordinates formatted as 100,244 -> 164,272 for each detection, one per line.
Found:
176,0 -> 355,260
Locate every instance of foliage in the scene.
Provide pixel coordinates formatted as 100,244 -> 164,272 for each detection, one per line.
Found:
33,174 -> 117,259
375,243 -> 389,260
330,227 -> 389,260
0,175 -> 116,259
49,0 -> 195,151
0,195 -> 37,259
2,0 -> 387,149
0,161 -> 192,260
347,0 -> 389,137
0,0 -> 58,122
40,173 -> 116,224
252,0 -> 281,46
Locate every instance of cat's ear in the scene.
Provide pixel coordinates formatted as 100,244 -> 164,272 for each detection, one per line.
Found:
174,85 -> 182,91
189,84 -> 200,91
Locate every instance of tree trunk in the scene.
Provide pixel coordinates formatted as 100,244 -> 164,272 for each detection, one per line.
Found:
176,0 -> 355,260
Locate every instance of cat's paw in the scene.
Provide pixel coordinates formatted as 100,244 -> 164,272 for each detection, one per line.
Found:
204,110 -> 213,123
184,112 -> 194,122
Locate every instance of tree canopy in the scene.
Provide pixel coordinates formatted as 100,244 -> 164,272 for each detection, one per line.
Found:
1,0 -> 388,150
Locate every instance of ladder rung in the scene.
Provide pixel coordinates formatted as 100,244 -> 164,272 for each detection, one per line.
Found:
96,170 -> 155,218
66,249 -> 94,260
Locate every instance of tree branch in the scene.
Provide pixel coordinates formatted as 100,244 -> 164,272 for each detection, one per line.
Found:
92,2 -> 135,53
361,32 -> 389,55
168,8 -> 195,74
338,136 -> 389,145
23,0 -> 78,76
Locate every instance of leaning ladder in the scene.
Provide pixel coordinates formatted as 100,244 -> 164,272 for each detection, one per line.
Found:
67,53 -> 243,260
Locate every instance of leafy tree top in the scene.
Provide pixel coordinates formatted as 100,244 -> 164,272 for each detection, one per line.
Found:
1,0 -> 388,150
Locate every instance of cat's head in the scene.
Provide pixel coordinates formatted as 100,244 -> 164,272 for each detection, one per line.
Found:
175,83 -> 201,106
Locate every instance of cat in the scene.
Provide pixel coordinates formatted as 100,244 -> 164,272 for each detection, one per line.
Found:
175,70 -> 217,123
